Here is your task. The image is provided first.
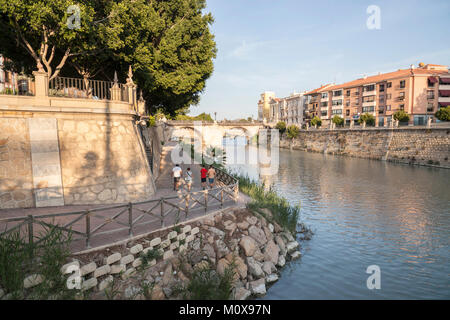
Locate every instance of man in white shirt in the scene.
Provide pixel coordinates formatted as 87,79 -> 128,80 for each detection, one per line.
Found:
172,164 -> 182,191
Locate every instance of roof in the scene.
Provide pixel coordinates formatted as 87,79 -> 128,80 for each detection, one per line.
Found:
325,66 -> 449,91
305,84 -> 333,95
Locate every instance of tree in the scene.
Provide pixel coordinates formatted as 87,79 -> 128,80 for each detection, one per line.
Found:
0,0 -> 107,80
286,125 -> 300,140
358,113 -> 375,126
311,116 -> 322,127
275,121 -> 286,134
393,110 -> 410,123
332,115 -> 344,127
435,106 -> 450,121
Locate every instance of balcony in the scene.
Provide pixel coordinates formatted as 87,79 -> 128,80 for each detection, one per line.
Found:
439,84 -> 450,90
362,100 -> 376,107
362,90 -> 376,97
396,95 -> 405,102
438,97 -> 450,103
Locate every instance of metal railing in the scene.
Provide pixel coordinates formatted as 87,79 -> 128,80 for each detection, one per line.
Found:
0,171 -> 239,251
49,76 -> 129,102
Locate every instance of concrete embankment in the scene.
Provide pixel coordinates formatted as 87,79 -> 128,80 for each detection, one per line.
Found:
279,127 -> 450,168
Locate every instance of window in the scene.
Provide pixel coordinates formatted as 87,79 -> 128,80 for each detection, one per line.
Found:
427,90 -> 435,100
379,95 -> 385,104
387,82 -> 392,88
355,98 -> 359,105
427,103 -> 434,112
387,93 -> 392,100
400,104 -> 405,110
364,84 -> 375,92
332,109 -> 342,115
333,90 -> 342,97
346,100 -> 350,107
362,106 -> 375,112
321,93 -> 328,99
379,84 -> 385,92
400,80 -> 405,88
346,90 -> 350,97
332,99 -> 343,106
428,79 -> 435,88
321,102 -> 328,107
386,105 -> 391,111
346,110 -> 350,116
354,89 -> 359,96
362,96 -> 375,103
321,111 -> 327,116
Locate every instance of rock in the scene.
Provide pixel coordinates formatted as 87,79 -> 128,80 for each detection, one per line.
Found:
150,237 -> 162,247
203,215 -> 215,226
120,255 -> 134,266
94,265 -> 111,278
237,221 -> 250,230
162,263 -> 173,286
263,226 -> 273,242
214,214 -> 222,224
215,239 -> 229,259
224,222 -> 237,235
103,253 -> 121,266
268,224 -> 274,233
167,231 -> 178,240
182,225 -> 192,234
235,287 -> 251,300
262,261 -> 277,275
246,216 -> 258,225
191,238 -> 201,250
249,279 -> 266,296
277,255 -> 286,268
151,284 -> 165,300
253,248 -> 265,262
61,260 -> 80,274
239,236 -> 257,256
286,241 -> 299,254
208,226 -> 225,240
181,262 -> 194,276
99,276 -> 114,291
163,250 -> 174,260
121,268 -> 136,280
275,236 -> 287,256
273,223 -> 283,233
290,251 -> 301,260
202,243 -> 216,262
81,277 -> 97,291
110,264 -> 126,275
130,244 -> 143,255
246,257 -> 264,278
163,287 -> 173,298
23,274 -> 44,289
248,226 -> 267,246
235,257 -> 248,279
178,271 -> 189,283
80,262 -> 97,276
266,274 -> 279,284
263,240 -> 280,265
282,232 -> 295,243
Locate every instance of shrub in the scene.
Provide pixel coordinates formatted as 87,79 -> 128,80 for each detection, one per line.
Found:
332,115 -> 344,127
147,116 -> 156,127
286,125 -> 300,139
435,106 -> 450,121
393,110 -> 410,123
358,113 -> 375,126
275,121 -> 286,134
311,116 -> 322,127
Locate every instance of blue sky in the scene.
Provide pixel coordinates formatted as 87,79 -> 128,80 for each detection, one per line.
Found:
190,0 -> 450,120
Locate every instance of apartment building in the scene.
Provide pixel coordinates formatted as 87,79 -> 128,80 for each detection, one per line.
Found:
266,92 -> 307,126
0,55 -> 33,95
308,63 -> 449,126
257,91 -> 275,122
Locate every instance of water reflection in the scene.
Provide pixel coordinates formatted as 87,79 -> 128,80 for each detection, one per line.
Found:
228,147 -> 450,299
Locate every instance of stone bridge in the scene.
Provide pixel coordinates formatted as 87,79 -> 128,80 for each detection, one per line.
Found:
164,121 -> 263,148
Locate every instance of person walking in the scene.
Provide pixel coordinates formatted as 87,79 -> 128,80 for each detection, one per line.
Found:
200,165 -> 208,190
207,166 -> 216,189
185,167 -> 193,191
172,164 -> 182,191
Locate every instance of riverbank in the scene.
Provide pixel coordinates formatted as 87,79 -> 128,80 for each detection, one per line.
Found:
278,127 -> 450,169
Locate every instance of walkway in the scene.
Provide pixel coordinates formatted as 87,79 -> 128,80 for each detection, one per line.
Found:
0,142 -> 240,253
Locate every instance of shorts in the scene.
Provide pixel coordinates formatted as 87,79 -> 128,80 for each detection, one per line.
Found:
201,177 -> 207,183
186,179 -> 192,185
174,177 -> 180,183
209,178 -> 215,184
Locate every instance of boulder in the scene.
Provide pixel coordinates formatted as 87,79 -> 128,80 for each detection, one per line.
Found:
273,222 -> 283,233
246,216 -> 258,225
235,257 -> 248,279
275,235 -> 287,256
23,274 -> 44,289
237,221 -> 250,230
263,240 -> 280,265
248,226 -> 267,246
162,263 -> 173,286
202,243 -> 216,262
263,226 -> 273,242
277,255 -> 286,268
290,251 -> 301,260
202,215 -> 215,226
249,279 -> 266,296
260,208 -> 273,219
286,241 -> 299,254
266,274 -> 279,284
235,287 -> 251,300
253,248 -> 265,262
239,236 -> 257,257
246,257 -> 264,278
151,284 -> 165,300
208,226 -> 225,240
215,239 -> 229,259
216,258 -> 230,276
262,261 -> 277,275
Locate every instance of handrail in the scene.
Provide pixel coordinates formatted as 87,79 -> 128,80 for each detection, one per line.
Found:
0,173 -> 239,250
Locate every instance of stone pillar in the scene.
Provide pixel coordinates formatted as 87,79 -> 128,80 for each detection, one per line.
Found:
395,120 -> 399,128
362,121 -> 366,129
110,71 -> 121,101
350,119 -> 354,129
126,66 -> 137,110
427,117 -> 432,128
33,71 -> 48,97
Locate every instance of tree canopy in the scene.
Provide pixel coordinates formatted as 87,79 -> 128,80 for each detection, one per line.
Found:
0,0 -> 217,115
332,115 -> 344,127
393,110 -> 410,123
435,106 -> 450,121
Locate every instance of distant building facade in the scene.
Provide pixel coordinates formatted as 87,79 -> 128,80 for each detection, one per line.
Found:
260,63 -> 450,127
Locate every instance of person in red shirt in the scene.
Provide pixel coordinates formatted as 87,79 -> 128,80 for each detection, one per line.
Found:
200,166 -> 208,190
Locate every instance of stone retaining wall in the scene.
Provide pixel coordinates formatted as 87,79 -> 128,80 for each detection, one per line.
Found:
280,128 -> 450,168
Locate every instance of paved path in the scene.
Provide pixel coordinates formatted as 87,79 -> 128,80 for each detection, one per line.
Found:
0,142 -> 242,252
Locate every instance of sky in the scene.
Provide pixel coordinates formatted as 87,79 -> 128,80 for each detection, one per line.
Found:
188,0 -> 450,120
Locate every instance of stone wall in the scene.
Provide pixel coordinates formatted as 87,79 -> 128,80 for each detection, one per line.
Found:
0,118 -> 34,208
0,112 -> 156,209
280,128 -> 450,168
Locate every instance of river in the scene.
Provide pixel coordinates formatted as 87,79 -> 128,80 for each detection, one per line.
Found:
227,146 -> 450,299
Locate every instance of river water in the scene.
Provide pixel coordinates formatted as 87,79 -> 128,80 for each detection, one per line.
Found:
227,147 -> 450,300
